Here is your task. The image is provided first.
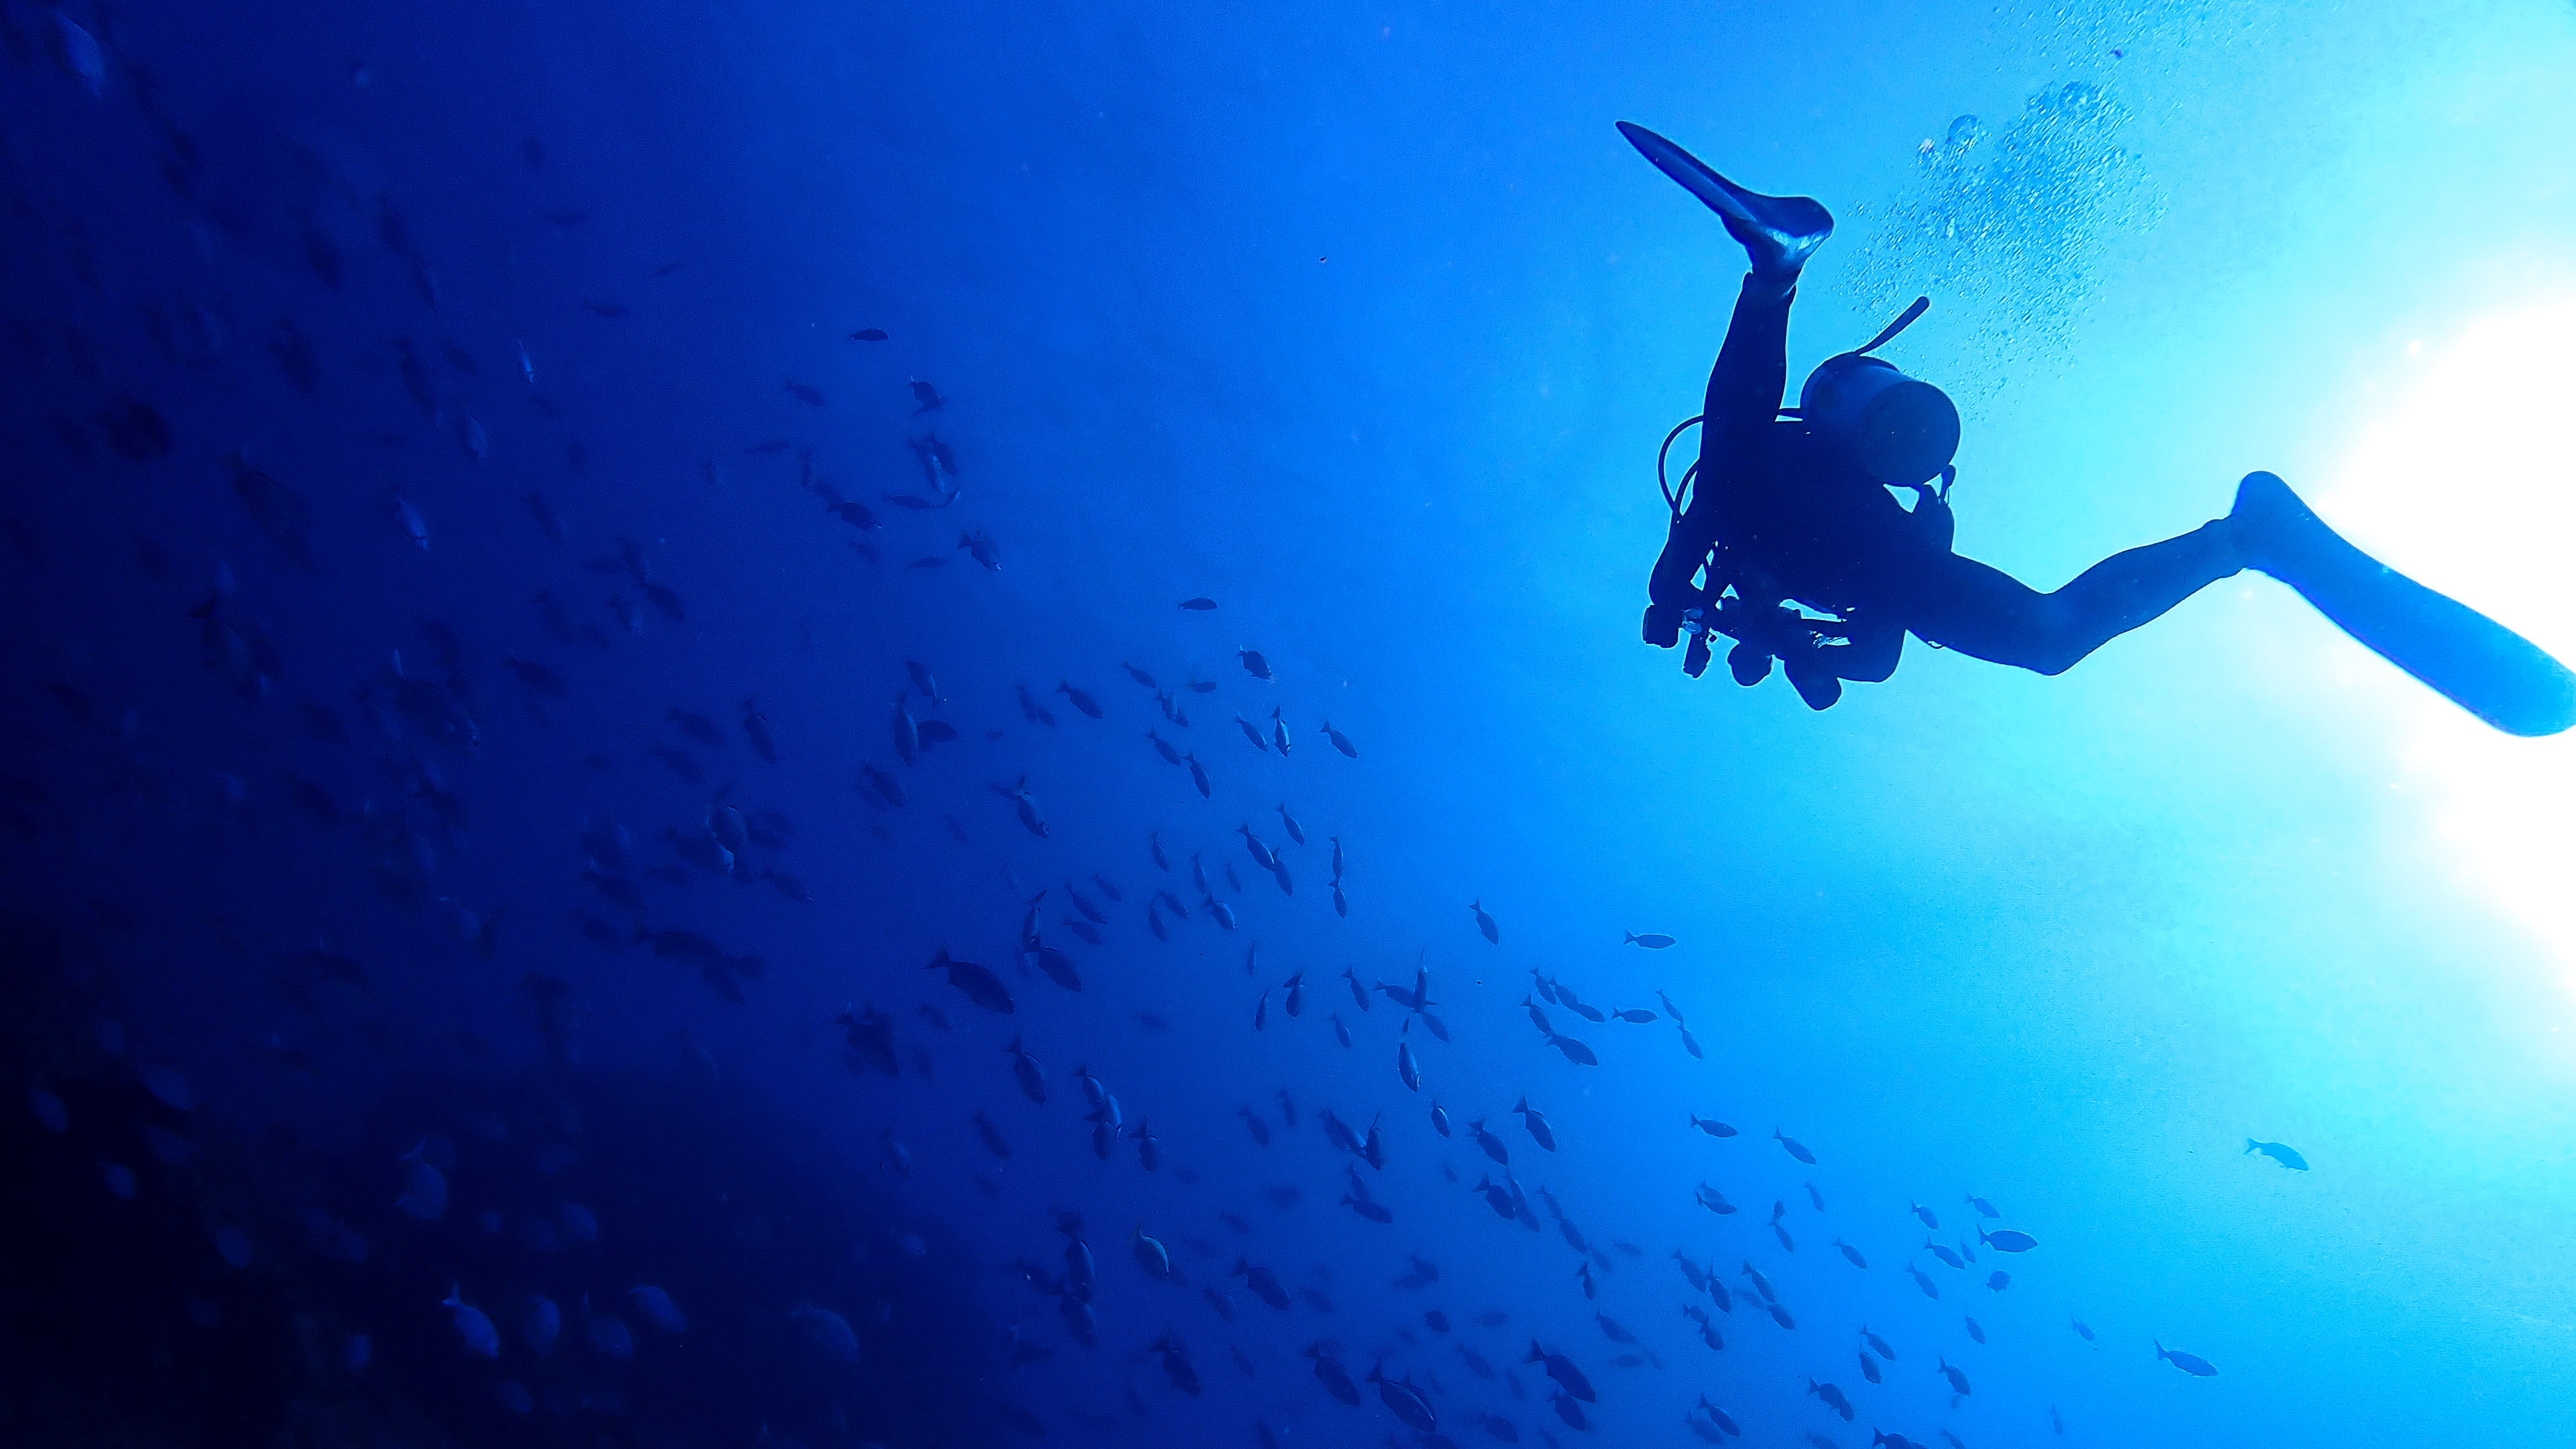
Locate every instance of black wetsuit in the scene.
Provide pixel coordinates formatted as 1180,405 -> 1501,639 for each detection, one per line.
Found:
1652,273 -> 2240,685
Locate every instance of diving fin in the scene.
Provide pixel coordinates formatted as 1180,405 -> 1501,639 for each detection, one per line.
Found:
1617,122 -> 1833,277
2230,471 -> 2575,736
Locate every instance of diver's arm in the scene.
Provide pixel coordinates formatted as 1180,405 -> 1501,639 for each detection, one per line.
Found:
1899,470 -> 1956,553
1815,612 -> 1903,683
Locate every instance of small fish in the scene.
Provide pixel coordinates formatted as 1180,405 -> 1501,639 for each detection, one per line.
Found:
1057,681 -> 1103,718
990,777 -> 1050,838
387,491 -> 430,550
51,11 -> 107,95
2245,1138 -> 2309,1171
850,327 -> 888,341
1908,1263 -> 1941,1299
1924,1238 -> 1965,1270
1524,1341 -> 1596,1403
1238,647 -> 1273,680
1977,1226 -> 2037,1253
1987,1269 -> 2011,1292
1806,1379 -> 1852,1421
1320,720 -> 1359,758
396,1142 -> 448,1220
739,699 -> 777,761
784,377 -> 825,406
1964,1316 -> 1985,1344
857,763 -> 905,808
1366,1358 -> 1437,1433
1834,1238 -> 1867,1269
908,377 -> 944,413
1179,596 -> 1218,610
1689,1113 -> 1737,1137
1512,1097 -> 1557,1151
2155,1339 -> 2218,1377
1545,1032 -> 1598,1067
1397,1041 -> 1422,1091
1471,899 -> 1500,945
1937,1356 -> 1972,1396
788,1302 -> 860,1359
1031,944 -> 1081,991
1773,1128 -> 1817,1165
1233,1259 -> 1292,1310
442,1284 -> 500,1358
1912,1200 -> 1941,1229
1006,1038 -> 1046,1102
1342,1177 -> 1393,1225
1623,932 -> 1675,948
628,1285 -> 686,1333
1964,1193 -> 1999,1219
1472,1119 -> 1509,1165
926,946 -> 1012,1014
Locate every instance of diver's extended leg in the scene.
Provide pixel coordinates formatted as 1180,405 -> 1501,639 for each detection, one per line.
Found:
1617,123 -> 1834,278
1906,525 -> 2241,675
1646,277 -> 1792,633
2228,471 -> 2575,735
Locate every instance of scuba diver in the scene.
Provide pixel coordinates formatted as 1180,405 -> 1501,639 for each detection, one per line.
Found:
1621,121 -> 2575,736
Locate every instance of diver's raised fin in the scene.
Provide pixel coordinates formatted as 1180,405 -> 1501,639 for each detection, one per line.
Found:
2232,471 -> 2576,736
1616,122 -> 1833,275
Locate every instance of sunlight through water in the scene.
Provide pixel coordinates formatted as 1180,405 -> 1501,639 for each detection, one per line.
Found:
2328,297 -> 2576,961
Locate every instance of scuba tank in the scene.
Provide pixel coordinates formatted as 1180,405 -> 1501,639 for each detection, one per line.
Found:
1791,295 -> 1958,487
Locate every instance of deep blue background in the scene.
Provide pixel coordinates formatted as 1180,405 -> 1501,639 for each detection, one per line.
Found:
7,0 -> 2576,1444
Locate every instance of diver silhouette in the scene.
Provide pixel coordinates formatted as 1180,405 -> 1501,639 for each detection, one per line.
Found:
1622,122 -> 2575,735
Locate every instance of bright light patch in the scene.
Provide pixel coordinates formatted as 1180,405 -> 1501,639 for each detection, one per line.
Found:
2327,299 -> 2576,959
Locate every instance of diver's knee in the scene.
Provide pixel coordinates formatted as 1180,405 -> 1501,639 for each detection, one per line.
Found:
2027,635 -> 2091,676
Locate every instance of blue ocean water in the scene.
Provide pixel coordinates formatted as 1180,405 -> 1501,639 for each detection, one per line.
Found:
8,0 -> 2576,1444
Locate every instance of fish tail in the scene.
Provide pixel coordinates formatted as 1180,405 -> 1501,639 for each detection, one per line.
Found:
2244,1138 -> 2259,1153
